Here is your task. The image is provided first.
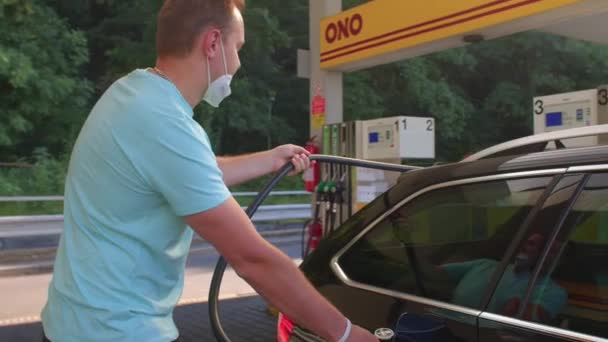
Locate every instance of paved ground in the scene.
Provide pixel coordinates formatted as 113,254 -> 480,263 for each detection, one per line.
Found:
175,295 -> 277,342
0,232 -> 303,341
0,295 -> 277,342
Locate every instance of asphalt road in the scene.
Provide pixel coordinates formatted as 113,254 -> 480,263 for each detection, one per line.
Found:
0,237 -> 302,324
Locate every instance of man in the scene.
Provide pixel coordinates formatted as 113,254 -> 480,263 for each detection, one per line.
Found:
442,233 -> 567,322
41,1 -> 376,341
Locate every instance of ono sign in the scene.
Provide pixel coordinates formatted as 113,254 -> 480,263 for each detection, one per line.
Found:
319,0 -> 582,70
324,13 -> 363,44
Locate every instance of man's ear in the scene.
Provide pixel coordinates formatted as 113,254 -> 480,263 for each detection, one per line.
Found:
201,28 -> 222,59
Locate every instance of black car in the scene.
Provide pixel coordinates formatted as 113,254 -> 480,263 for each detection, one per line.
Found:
279,126 -> 608,342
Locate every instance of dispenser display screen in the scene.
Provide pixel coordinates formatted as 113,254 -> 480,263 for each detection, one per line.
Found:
545,112 -> 563,127
369,132 -> 379,143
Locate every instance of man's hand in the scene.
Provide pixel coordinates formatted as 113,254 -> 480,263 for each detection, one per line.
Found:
270,144 -> 311,175
217,144 -> 312,186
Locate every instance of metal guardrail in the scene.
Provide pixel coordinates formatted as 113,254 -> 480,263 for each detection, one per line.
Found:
0,191 -> 309,203
0,191 -> 311,239
0,215 -> 63,238
0,204 -> 312,239
0,196 -> 65,203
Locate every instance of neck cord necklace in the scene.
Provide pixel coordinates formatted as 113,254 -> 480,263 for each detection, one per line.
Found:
152,67 -> 171,83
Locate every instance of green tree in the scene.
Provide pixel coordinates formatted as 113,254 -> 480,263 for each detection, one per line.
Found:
0,0 -> 92,160
6,0 -> 608,167
52,0 -> 311,155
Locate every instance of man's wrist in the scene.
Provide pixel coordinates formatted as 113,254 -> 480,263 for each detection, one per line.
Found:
262,149 -> 277,173
323,316 -> 350,342
337,319 -> 352,342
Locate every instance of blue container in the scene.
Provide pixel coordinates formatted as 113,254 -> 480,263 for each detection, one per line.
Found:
394,314 -> 451,342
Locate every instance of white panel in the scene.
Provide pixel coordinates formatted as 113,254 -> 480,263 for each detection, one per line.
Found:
297,49 -> 310,79
397,116 -> 436,159
599,85 -> 608,145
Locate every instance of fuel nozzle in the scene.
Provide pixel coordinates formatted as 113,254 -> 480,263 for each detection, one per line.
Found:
323,179 -> 337,233
324,179 -> 336,211
315,180 -> 327,203
335,173 -> 346,205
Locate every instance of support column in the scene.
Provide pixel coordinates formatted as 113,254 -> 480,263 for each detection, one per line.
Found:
309,0 -> 343,141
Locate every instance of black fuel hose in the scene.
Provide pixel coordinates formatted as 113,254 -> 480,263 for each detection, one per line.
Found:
209,155 -> 421,342
208,161 -> 294,342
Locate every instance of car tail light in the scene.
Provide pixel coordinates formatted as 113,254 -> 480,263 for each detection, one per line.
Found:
277,313 -> 295,342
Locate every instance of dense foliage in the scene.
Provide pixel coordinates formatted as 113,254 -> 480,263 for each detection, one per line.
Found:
2,0 -> 608,199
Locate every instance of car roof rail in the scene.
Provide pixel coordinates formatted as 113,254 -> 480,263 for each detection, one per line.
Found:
461,124 -> 608,162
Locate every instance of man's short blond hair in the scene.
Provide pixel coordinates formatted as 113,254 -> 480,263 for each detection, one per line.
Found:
156,0 -> 245,58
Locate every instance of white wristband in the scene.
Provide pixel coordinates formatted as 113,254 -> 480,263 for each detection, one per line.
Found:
337,319 -> 352,342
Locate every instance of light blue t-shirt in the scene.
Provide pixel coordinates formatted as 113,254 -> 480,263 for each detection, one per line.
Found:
443,259 -> 567,320
41,69 -> 231,342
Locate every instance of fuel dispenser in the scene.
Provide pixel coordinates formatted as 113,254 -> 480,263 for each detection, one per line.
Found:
303,116 -> 435,256
533,85 -> 608,147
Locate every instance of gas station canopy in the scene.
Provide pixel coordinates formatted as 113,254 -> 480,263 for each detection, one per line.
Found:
318,0 -> 608,72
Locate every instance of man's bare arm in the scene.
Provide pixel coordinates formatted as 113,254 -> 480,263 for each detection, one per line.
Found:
184,198 -> 375,341
216,151 -> 271,187
216,145 -> 309,187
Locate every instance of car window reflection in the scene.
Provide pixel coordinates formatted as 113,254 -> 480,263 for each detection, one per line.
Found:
339,176 -> 553,310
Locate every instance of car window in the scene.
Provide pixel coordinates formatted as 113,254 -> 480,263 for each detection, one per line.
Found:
337,176 -> 554,309
517,173 -> 608,338
482,175 -> 583,321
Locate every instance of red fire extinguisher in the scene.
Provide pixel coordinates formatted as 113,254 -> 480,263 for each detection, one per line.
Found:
307,219 -> 323,252
304,218 -> 323,257
303,136 -> 320,193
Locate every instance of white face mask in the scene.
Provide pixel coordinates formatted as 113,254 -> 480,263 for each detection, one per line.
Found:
203,39 -> 233,108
